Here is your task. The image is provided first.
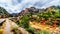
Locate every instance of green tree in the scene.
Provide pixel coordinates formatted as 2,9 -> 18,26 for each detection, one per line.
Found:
16,14 -> 30,28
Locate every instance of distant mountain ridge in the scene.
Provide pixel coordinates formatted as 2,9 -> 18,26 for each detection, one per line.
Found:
0,6 -> 60,18
0,7 -> 10,18
18,6 -> 60,16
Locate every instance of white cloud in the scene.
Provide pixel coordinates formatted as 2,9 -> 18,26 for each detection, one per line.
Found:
41,0 -> 60,8
0,0 -> 60,14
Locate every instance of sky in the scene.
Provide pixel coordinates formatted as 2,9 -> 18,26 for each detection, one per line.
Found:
0,0 -> 60,14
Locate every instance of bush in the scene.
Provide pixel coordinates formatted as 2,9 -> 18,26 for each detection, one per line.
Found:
26,27 -> 36,34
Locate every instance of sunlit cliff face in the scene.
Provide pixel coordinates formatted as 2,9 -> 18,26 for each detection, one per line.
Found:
0,0 -> 60,14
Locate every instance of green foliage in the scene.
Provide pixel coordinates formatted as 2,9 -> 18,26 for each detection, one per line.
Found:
26,27 -> 36,34
57,6 -> 60,9
16,14 -> 37,34
16,14 -> 30,28
0,7 -> 9,15
16,6 -> 60,34
0,7 -> 11,17
38,8 -> 60,18
36,30 -> 51,34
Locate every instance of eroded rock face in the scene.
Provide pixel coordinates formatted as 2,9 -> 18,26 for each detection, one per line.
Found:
0,19 -> 29,34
